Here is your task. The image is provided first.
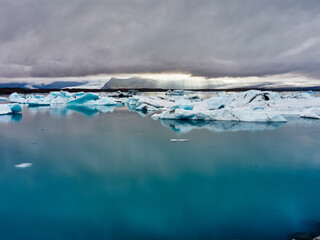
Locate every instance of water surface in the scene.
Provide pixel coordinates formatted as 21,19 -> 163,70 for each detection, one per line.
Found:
0,105 -> 320,240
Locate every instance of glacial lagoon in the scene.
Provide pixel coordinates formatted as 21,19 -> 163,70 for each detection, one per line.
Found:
0,98 -> 320,240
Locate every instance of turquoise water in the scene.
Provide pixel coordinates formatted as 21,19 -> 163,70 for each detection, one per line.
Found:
0,105 -> 320,240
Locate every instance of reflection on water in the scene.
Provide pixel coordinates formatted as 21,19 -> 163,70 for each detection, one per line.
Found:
66,105 -> 116,116
66,105 -> 100,116
0,105 -> 320,240
0,113 -> 22,123
160,119 -> 285,133
19,104 -> 116,117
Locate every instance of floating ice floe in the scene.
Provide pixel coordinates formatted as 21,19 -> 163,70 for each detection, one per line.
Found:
85,97 -> 116,106
135,104 -> 159,113
5,89 -> 320,124
9,104 -> 22,113
0,97 -> 8,101
0,104 -> 22,115
300,108 -> 320,119
151,90 -> 320,123
0,104 -> 12,115
9,92 -> 27,104
14,163 -> 33,168
152,108 -> 287,122
170,139 -> 189,142
66,93 -> 99,105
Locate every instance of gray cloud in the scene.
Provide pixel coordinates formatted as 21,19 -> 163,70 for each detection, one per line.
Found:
1,0 -> 320,79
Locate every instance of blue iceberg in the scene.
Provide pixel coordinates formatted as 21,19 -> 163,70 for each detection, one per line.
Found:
67,93 -> 99,105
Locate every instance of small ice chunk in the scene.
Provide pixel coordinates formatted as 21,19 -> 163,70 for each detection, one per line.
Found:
9,104 -> 22,113
170,139 -> 189,142
14,163 -> 32,168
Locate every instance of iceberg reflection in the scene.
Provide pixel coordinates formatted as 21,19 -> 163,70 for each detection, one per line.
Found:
160,119 -> 285,133
66,105 -> 99,116
66,105 -> 115,116
0,113 -> 22,123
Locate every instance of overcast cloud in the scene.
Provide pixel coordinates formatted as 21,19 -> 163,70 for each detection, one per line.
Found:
1,0 -> 320,80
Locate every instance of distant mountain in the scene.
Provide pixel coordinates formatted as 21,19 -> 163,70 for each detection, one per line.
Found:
33,81 -> 88,89
101,77 -> 188,89
0,81 -> 88,89
102,77 -> 158,89
0,82 -> 29,88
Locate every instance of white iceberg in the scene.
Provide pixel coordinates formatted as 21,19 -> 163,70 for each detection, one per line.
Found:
0,97 -> 8,101
9,92 -> 27,104
152,108 -> 287,122
135,96 -> 175,108
14,163 -> 32,168
91,97 -> 116,106
28,95 -> 50,106
171,100 -> 194,110
135,104 -> 159,113
0,104 -> 12,115
208,90 -> 281,110
170,139 -> 189,142
300,108 -> 320,119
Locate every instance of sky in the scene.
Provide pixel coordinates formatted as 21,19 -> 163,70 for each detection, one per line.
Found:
1,0 -> 320,88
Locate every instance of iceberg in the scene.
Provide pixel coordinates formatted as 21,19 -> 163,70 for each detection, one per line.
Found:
152,108 -> 287,122
300,108 -> 320,119
91,97 -> 116,106
0,104 -> 12,115
9,104 -> 22,113
207,90 -> 281,110
50,95 -> 70,104
0,97 -> 8,101
9,92 -> 27,104
135,104 -> 159,113
207,96 -> 231,110
135,96 -> 176,109
67,93 -> 99,105
28,95 -> 51,106
171,100 -> 194,110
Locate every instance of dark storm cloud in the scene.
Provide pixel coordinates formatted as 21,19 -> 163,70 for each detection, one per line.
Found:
1,0 -> 320,79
